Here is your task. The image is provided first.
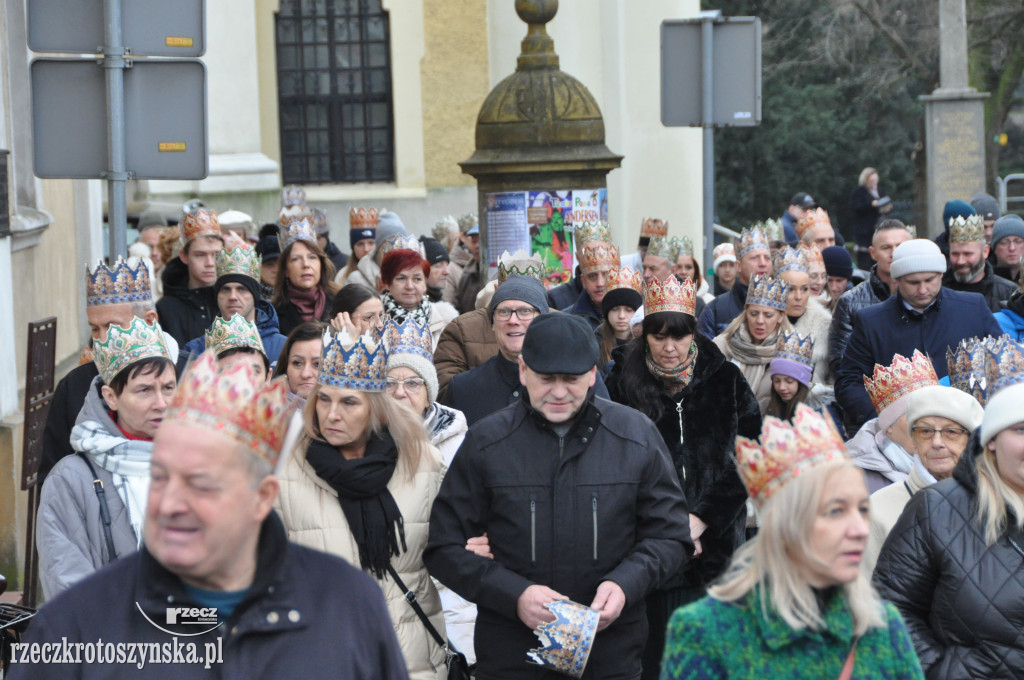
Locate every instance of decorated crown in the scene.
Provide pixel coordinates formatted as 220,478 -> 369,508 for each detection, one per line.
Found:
982,337 -> 1024,397
205,314 -> 267,360
281,184 -> 306,208
640,217 -> 669,239
350,206 -> 381,231
800,244 -> 824,269
93,317 -> 171,385
311,208 -> 330,236
166,351 -> 297,467
378,233 -> 425,260
948,214 -> 986,244
646,235 -> 679,261
760,218 -> 785,244
643,275 -> 696,317
527,600 -> 600,678
675,235 -> 695,258
318,328 -> 388,391
498,249 -> 546,283
457,213 -> 478,233
772,246 -> 809,275
180,208 -> 222,246
745,274 -> 790,311
737,225 -> 771,259
579,244 -> 620,275
572,221 -> 612,248
607,266 -> 643,293
735,404 -> 848,507
795,207 -> 831,239
382,317 -> 433,362
863,350 -> 939,415
86,257 -> 152,307
775,331 -> 815,368
712,242 -> 735,261
215,246 -> 261,282
947,335 -> 1013,406
432,214 -> 457,241
278,216 -> 318,250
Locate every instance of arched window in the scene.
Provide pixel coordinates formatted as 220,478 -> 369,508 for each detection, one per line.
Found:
276,0 -> 395,183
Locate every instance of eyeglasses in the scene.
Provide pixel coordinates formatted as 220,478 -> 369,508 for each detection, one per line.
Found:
493,307 -> 539,321
385,377 -> 425,394
911,425 -> 970,444
996,237 -> 1024,249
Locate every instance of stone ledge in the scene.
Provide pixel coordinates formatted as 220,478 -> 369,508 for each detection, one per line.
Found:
9,206 -> 53,253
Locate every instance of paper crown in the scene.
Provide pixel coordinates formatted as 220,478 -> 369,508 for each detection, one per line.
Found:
646,235 -> 679,261
166,351 -> 297,467
737,225 -> 771,259
278,216 -> 318,250
215,246 -> 261,282
863,350 -> 939,415
318,328 -> 388,391
350,206 -> 380,230
745,274 -> 790,311
982,336 -> 1024,398
735,404 -> 848,507
607,266 -> 643,293
640,217 -> 669,239
205,314 -> 267,360
800,244 -> 825,269
457,213 -> 478,233
712,242 -> 736,261
378,233 -> 425,260
772,246 -> 809,275
527,600 -> 599,679
947,335 -> 1013,406
643,275 -> 696,317
281,184 -> 306,207
579,243 -> 620,275
432,214 -> 457,241
572,221 -> 612,248
381,317 -> 433,362
775,331 -> 815,367
180,208 -> 222,246
311,208 -> 329,236
93,316 -> 171,385
86,257 -> 153,307
675,235 -> 695,258
795,207 -> 831,239
948,214 -> 986,244
498,249 -> 546,283
759,218 -> 785,244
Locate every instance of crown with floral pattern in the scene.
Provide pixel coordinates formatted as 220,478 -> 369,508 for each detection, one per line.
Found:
775,331 -> 814,368
205,314 -> 267,360
215,246 -> 261,282
712,242 -> 735,262
982,336 -> 1024,397
675,235 -> 695,258
772,246 -> 809,275
350,206 -> 380,230
378,233 -> 425,260
607,266 -> 643,293
498,249 -> 546,283
735,404 -> 848,507
646,236 -> 679,262
93,317 -> 171,385
278,216 -> 318,250
579,244 -> 620,275
318,328 -> 388,391
281,184 -> 306,208
572,221 -> 612,248
86,257 -> 153,306
165,351 -> 297,466
179,208 -> 222,246
745,274 -> 790,311
947,335 -> 1013,406
759,218 -> 785,244
432,214 -> 457,241
948,215 -> 986,244
640,217 -> 669,239
643,275 -> 696,317
457,213 -> 478,234
737,225 -> 771,259
800,244 -> 825,269
381,317 -> 433,362
795,207 -> 831,240
863,350 -> 939,415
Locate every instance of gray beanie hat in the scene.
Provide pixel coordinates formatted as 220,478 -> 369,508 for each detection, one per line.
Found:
375,211 -> 407,248
386,353 -> 439,404
906,385 -> 984,435
981,382 -> 1024,447
890,239 -> 947,279
489,275 -> 548,323
137,209 -> 168,232
970,193 -> 1000,222
990,214 -> 1024,249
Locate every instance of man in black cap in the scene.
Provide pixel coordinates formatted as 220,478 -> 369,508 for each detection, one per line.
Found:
426,313 -> 691,680
419,235 -> 451,303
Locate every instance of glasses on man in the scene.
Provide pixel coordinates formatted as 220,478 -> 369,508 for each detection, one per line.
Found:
493,307 -> 539,321
911,425 -> 970,445
385,377 -> 426,394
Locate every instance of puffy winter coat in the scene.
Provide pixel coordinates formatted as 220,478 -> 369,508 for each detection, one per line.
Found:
697,279 -> 748,339
942,262 -> 1017,314
275,432 -> 447,680
790,297 -> 834,385
873,445 -> 1024,680
845,418 -> 912,492
863,462 -> 930,576
994,290 -> 1024,341
156,257 -> 218,346
433,308 -> 498,398
828,266 -> 892,378
182,300 -> 289,364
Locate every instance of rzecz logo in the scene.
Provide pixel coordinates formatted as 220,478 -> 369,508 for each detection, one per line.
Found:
136,603 -> 223,636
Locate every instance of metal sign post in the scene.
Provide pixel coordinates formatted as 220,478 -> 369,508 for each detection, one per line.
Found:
700,11 -> 719,272
103,0 -> 128,261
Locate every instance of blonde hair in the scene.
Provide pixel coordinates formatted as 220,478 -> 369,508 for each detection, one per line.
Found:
710,461 -> 885,637
858,167 -> 878,186
974,445 -> 1024,546
721,306 -> 792,346
301,384 -> 430,481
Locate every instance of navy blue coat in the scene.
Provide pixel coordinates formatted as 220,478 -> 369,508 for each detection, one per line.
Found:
182,300 -> 289,364
697,280 -> 747,339
835,288 -> 1003,434
568,289 -> 602,330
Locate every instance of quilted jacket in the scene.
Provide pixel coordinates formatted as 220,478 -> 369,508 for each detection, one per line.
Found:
828,265 -> 892,378
873,441 -> 1024,680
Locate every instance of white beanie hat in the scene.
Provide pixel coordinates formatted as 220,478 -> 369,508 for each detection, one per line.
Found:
713,243 -> 737,272
981,382 -> 1024,447
906,385 -> 984,435
386,353 -> 439,404
890,239 -> 947,279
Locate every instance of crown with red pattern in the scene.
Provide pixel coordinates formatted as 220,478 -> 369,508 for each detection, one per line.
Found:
165,351 -> 297,466
772,246 -> 809,275
800,244 -> 825,269
179,208 -> 223,246
579,243 -> 620,276
640,217 -> 669,239
607,266 -> 643,293
735,404 -> 848,507
350,206 -> 381,230
795,207 -> 831,240
737,225 -> 771,259
643,275 -> 696,317
863,350 -> 939,415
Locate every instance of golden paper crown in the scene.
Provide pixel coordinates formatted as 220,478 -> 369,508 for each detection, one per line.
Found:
205,314 -> 267,360
607,266 -> 643,293
737,225 -> 771,259
215,246 -> 261,282
579,244 -> 620,275
646,236 -> 679,261
278,216 -> 318,250
382,317 -> 433,361
498,249 -> 546,283
350,206 -> 381,230
863,350 -> 939,415
795,207 -> 831,239
93,317 -> 171,385
675,236 -> 695,258
800,244 -> 825,269
643,275 -> 696,317
640,217 -> 669,239
947,335 -> 1013,406
948,215 -> 986,244
166,351 -> 297,467
745,274 -> 790,311
432,215 -> 457,241
281,184 -> 306,208
983,336 -> 1024,397
735,404 -> 848,506
775,331 -> 815,367
378,234 -> 425,260
572,221 -> 612,248
86,257 -> 152,307
772,246 -> 809,275
457,213 -> 478,233
318,329 -> 388,391
180,208 -> 222,246
759,218 -> 785,244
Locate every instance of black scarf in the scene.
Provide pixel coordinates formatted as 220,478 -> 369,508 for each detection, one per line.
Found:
305,432 -> 407,579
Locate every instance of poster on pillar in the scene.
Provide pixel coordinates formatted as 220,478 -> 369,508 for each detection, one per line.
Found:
485,188 -> 608,288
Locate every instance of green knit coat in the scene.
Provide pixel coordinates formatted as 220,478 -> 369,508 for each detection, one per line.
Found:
660,588 -> 923,680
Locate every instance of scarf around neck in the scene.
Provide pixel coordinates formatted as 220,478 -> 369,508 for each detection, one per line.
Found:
305,432 -> 406,579
728,323 -> 780,365
646,340 -> 699,396
382,290 -> 431,328
289,284 -> 326,321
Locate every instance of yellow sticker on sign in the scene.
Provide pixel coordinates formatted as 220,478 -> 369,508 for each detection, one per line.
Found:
165,36 -> 194,48
158,142 -> 187,152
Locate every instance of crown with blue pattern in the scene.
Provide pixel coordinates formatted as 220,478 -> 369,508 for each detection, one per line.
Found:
382,317 -> 433,362
983,337 -> 1024,398
278,216 -> 318,250
737,225 -> 771,259
772,246 -> 809,275
86,257 -> 153,307
378,233 -> 425,260
775,331 -> 814,367
745,274 -> 790,311
317,328 -> 388,391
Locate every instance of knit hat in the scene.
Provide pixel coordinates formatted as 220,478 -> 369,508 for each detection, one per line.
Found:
712,243 -> 736,272
521,314 -> 599,375
970,193 -> 1000,222
373,212 -> 407,261
382,318 -> 438,403
890,239 -> 947,279
981,383 -> 1024,447
990,214 -> 1024,250
137,209 -> 168,232
906,385 -> 983,435
256,231 -> 281,263
488,275 -> 548,323
420,236 -> 450,265
602,287 -> 642,317
821,246 -> 853,279
942,199 -> 976,231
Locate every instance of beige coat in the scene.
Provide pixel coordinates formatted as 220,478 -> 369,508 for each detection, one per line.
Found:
427,300 -> 458,351
276,439 -> 447,680
864,463 -> 930,576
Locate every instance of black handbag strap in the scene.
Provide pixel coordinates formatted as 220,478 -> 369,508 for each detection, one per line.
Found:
385,564 -> 450,650
76,453 -> 118,564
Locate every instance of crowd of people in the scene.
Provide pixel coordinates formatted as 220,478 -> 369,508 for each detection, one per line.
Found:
10,183 -> 1024,680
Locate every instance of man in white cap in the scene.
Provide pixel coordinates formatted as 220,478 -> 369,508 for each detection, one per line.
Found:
836,238 -> 1003,434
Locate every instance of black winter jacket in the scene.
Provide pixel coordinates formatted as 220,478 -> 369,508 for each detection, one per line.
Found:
38,361 -> 98,484
9,512 -> 409,680
323,239 -> 348,273
697,279 -> 748,339
828,265 -> 892,378
156,257 -> 218,346
941,261 -> 1017,314
547,267 -> 583,311
606,334 -> 761,588
274,288 -> 337,337
424,392 -> 691,680
873,441 -> 1024,680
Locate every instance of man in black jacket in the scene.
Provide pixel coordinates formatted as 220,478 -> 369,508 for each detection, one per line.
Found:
943,214 -> 1017,313
426,314 -> 691,680
156,208 -> 223,346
